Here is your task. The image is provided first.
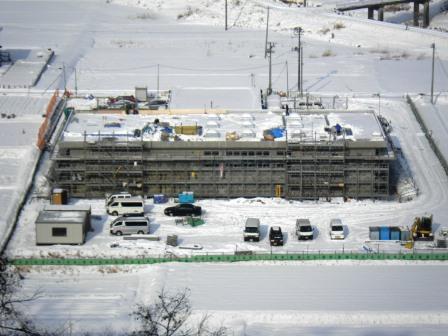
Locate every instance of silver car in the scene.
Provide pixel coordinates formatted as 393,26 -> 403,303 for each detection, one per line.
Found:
329,218 -> 345,240
109,216 -> 150,236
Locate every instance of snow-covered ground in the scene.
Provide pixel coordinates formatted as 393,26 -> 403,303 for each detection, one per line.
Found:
412,95 -> 448,163
19,262 -> 448,335
0,95 -> 50,248
1,0 -> 448,334
7,98 -> 448,259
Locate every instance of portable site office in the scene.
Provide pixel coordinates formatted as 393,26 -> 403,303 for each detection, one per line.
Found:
35,210 -> 89,245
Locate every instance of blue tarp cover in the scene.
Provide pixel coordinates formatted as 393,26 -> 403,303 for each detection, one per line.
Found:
270,128 -> 284,138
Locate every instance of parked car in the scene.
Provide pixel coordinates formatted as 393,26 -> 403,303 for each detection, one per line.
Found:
109,216 -> 150,236
296,219 -> 313,240
329,218 -> 345,240
164,203 -> 202,217
109,95 -> 136,103
109,99 -> 135,109
105,192 -> 132,207
244,218 -> 260,242
106,197 -> 145,216
269,226 -> 284,246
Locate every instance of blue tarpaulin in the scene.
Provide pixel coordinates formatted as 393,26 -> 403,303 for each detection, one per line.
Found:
270,128 -> 284,138
335,124 -> 342,134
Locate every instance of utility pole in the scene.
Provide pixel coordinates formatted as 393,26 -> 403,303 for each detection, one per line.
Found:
265,7 -> 270,58
300,45 -> 304,97
378,93 -> 381,116
62,62 -> 67,92
225,0 -> 228,31
286,60 -> 289,97
157,64 -> 160,97
267,42 -> 275,95
293,27 -> 303,97
74,66 -> 78,96
431,43 -> 435,104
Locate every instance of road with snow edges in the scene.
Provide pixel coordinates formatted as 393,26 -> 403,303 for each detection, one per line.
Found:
20,263 -> 448,334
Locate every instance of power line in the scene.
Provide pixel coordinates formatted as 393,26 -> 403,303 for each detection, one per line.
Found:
230,0 -> 250,29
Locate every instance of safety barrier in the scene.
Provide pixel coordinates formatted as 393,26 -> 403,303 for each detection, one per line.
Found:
406,94 -> 448,177
10,252 -> 448,266
36,90 -> 59,150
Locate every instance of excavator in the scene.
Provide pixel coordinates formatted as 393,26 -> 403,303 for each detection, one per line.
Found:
411,214 -> 434,241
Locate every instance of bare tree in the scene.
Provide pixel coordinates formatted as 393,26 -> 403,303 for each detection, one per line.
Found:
0,257 -> 42,336
132,289 -> 227,336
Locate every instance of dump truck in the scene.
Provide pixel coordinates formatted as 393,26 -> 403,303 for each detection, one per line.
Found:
411,215 -> 434,241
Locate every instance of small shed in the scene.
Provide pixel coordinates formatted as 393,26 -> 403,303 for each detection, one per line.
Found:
35,210 -> 89,245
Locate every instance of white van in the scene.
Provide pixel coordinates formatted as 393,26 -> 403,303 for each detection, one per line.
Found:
243,218 -> 260,242
105,192 -> 132,207
110,216 -> 150,235
296,218 -> 313,240
106,197 -> 144,216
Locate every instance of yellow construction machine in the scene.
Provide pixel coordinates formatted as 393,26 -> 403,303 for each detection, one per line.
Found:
411,214 -> 434,241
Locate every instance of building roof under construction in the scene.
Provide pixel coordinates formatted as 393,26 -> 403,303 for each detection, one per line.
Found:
61,110 -> 386,143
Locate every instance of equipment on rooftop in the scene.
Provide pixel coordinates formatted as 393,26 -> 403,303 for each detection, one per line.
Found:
411,215 -> 434,241
175,124 -> 201,135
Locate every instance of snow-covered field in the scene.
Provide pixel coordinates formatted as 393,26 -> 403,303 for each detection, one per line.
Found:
1,0 -> 448,334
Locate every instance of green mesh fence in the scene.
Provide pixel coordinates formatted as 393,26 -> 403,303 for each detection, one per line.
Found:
10,252 -> 448,266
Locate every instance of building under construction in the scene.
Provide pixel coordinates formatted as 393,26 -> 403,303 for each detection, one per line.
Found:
51,109 -> 394,199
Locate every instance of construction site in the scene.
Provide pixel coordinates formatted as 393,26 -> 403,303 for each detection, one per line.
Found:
50,106 -> 394,200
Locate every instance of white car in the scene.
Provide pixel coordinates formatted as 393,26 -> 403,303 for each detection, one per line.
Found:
330,218 -> 345,240
105,192 -> 132,207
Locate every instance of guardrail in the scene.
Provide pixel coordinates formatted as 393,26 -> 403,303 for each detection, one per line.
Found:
406,94 -> 448,177
10,251 -> 448,266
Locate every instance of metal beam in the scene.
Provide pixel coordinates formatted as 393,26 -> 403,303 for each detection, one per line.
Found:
378,7 -> 384,21
423,0 -> 430,27
414,1 -> 420,26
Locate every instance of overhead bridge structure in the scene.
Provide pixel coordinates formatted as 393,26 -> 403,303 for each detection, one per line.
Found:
336,0 -> 431,27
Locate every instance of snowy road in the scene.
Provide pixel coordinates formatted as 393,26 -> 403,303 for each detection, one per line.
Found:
20,263 -> 448,334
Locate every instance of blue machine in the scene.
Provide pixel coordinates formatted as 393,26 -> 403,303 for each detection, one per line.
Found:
178,192 -> 195,204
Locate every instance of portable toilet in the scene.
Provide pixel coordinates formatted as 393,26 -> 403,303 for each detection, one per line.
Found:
153,194 -> 167,204
379,227 -> 391,240
399,227 -> 411,241
369,227 -> 380,240
390,227 -> 401,240
51,188 -> 68,205
179,191 -> 194,204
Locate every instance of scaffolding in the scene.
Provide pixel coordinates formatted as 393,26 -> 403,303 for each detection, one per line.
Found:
51,110 -> 394,199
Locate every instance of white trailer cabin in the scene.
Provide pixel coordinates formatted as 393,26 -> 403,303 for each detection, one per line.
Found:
35,210 -> 89,245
